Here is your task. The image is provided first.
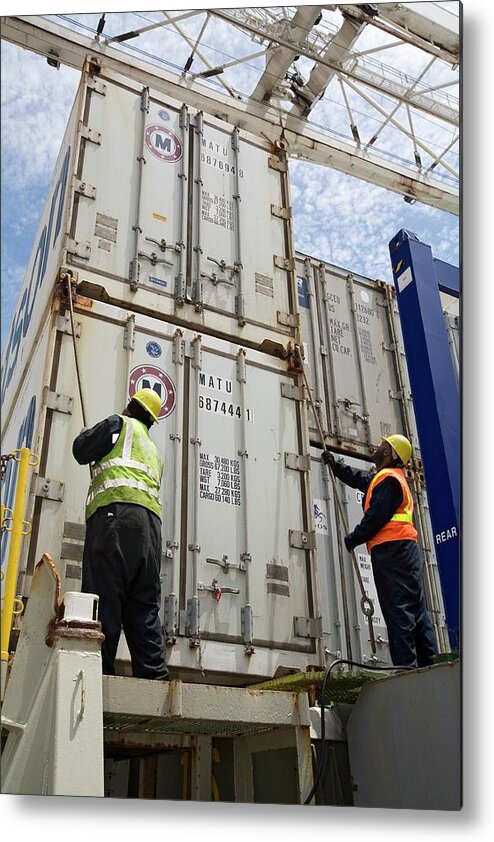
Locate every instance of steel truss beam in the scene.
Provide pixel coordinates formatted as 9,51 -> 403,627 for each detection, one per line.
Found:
0,14 -> 458,214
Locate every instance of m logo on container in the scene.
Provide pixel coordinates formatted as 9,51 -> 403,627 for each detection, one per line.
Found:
128,365 -> 176,419
145,125 -> 182,162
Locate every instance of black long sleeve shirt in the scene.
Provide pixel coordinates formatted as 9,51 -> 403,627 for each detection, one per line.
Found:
332,459 -> 403,550
72,414 -> 123,465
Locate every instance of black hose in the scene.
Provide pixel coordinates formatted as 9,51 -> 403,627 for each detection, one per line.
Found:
304,658 -> 414,805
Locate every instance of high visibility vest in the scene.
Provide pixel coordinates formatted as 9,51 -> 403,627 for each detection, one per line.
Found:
85,416 -> 163,521
364,467 -> 417,551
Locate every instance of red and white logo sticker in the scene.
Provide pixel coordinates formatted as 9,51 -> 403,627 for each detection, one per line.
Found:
145,124 -> 182,162
129,365 -> 176,419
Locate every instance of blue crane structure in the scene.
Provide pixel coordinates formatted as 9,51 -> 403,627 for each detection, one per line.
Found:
388,229 -> 460,652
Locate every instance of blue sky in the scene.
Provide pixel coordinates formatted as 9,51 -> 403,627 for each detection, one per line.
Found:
1,2 -> 461,348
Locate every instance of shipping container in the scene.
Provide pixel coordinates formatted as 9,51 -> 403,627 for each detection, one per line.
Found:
296,254 -> 420,460
0,58 -> 300,413
2,292 -> 322,683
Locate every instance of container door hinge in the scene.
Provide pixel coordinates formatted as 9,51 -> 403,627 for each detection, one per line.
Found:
185,596 -> 200,645
42,387 -> 74,415
123,316 -> 135,351
284,453 -> 310,472
66,239 -> 91,260
274,255 -> 295,272
129,258 -> 140,289
241,604 -> 255,654
270,204 -> 291,220
293,616 -> 323,639
268,156 -> 287,173
73,177 -> 96,200
235,294 -> 246,324
32,475 -> 65,502
163,594 -> 178,643
289,530 -> 316,550
172,332 -> 184,364
87,77 -> 107,96
80,125 -> 102,145
277,311 -> 299,328
56,313 -> 81,337
281,383 -> 304,401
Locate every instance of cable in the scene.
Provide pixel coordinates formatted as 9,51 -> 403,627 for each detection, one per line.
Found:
304,657 -> 414,805
65,274 -> 93,479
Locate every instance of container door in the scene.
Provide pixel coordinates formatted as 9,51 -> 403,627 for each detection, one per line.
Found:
68,67 -> 188,303
310,450 -> 392,665
31,300 -> 185,607
184,335 -> 317,660
296,256 -> 330,444
189,114 -> 297,338
316,264 -> 408,455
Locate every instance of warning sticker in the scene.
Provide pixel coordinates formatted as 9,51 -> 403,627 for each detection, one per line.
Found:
199,452 -> 241,506
357,553 -> 384,626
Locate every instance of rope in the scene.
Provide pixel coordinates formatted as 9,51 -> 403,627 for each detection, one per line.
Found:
65,276 -> 94,479
295,347 -> 377,654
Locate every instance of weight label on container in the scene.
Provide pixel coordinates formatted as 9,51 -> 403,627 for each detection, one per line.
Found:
357,553 -> 383,627
328,317 -> 352,356
201,190 -> 235,231
198,395 -> 254,422
199,452 -> 241,506
358,328 -> 377,365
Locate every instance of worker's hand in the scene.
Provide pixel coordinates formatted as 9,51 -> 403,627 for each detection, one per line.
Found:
344,535 -> 354,552
321,448 -> 336,469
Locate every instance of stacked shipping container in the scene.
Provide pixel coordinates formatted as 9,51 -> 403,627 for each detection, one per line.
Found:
1,59 -> 449,684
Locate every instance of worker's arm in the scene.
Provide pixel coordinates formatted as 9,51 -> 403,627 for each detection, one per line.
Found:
344,476 -> 403,551
72,414 -> 123,465
322,450 -> 374,494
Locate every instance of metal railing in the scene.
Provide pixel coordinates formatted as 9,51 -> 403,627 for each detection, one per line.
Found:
1,447 -> 39,661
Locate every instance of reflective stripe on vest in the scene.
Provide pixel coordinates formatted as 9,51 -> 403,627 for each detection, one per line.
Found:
85,416 -> 163,520
364,467 -> 417,551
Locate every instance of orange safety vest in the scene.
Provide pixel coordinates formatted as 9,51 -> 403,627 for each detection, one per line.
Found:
364,467 -> 417,551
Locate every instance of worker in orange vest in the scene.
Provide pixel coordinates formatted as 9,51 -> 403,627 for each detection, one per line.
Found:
322,434 -> 438,669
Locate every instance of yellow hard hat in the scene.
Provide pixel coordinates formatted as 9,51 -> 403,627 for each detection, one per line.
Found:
381,434 -> 412,466
132,388 -> 162,423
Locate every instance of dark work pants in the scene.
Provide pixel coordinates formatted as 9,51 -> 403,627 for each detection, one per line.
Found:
81,502 -> 168,679
371,540 -> 438,669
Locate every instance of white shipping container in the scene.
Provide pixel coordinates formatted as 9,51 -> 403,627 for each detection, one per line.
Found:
2,292 -> 322,683
0,59 -> 300,387
296,254 -> 420,460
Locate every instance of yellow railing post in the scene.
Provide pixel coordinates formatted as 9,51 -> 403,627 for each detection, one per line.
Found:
1,447 -> 39,661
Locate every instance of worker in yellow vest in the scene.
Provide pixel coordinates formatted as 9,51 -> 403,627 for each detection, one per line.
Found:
73,388 -> 168,680
322,434 -> 437,669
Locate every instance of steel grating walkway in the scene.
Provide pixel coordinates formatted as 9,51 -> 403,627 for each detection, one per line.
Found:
250,670 -> 386,705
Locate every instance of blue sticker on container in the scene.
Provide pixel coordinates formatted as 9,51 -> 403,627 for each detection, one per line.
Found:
158,109 -> 170,122
148,276 -> 168,288
146,341 -> 162,359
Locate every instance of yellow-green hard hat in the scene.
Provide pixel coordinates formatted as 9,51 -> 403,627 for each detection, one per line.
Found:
381,434 -> 412,465
133,388 -> 162,423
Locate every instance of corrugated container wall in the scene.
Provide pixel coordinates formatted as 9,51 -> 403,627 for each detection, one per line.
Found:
33,60 -> 299,350
296,254 -> 421,461
1,59 -> 450,682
